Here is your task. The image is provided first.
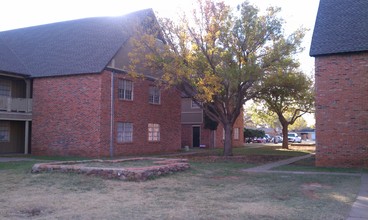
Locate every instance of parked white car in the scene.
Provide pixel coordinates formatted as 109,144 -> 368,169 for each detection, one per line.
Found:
288,132 -> 302,143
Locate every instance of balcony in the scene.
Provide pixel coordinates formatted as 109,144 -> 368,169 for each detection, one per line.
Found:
0,96 -> 32,113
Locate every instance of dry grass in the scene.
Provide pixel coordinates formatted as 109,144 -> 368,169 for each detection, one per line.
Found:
0,158 -> 361,220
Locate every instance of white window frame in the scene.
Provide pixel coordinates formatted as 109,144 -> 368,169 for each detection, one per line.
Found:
234,128 -> 240,140
117,122 -> 133,143
149,86 -> 160,104
0,80 -> 11,97
191,100 -> 200,109
0,121 -> 10,142
148,123 -> 160,142
118,79 -> 133,100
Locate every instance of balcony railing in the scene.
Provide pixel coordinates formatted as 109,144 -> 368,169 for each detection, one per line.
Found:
0,96 -> 32,113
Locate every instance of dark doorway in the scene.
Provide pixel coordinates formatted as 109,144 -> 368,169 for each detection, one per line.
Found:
192,126 -> 200,147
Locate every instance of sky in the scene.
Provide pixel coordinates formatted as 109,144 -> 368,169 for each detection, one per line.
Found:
1,0 -> 319,125
0,0 -> 319,74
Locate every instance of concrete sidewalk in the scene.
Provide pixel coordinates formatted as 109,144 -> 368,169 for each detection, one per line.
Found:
243,154 -> 313,172
347,174 -> 368,220
0,157 -> 35,162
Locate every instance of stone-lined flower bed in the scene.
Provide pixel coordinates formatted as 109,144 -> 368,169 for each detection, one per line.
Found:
31,158 -> 190,181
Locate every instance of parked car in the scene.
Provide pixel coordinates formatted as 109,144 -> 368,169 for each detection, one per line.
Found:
288,132 -> 302,143
264,134 -> 271,143
254,137 -> 266,143
245,137 -> 253,143
272,136 -> 283,144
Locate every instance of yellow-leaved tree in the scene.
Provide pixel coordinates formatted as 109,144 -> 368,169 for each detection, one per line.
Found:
129,0 -> 306,156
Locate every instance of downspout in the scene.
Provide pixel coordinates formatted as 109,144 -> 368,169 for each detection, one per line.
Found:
110,71 -> 115,158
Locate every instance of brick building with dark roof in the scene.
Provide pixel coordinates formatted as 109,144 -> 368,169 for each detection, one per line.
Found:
310,0 -> 368,167
0,9 -> 183,157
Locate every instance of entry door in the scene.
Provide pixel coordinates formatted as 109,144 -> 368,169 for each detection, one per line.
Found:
192,126 -> 200,147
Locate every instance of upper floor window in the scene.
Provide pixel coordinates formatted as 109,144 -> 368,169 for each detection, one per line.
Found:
117,122 -> 133,143
149,86 -> 160,104
0,121 -> 10,142
148,123 -> 160,142
118,79 -> 133,100
0,80 -> 11,97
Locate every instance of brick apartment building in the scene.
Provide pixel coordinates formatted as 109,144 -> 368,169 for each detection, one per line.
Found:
0,9 -> 243,157
0,9 -> 183,157
310,0 -> 368,167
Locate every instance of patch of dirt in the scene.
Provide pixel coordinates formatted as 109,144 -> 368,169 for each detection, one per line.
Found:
210,176 -> 240,180
9,206 -> 53,218
301,182 -> 332,200
272,194 -> 290,201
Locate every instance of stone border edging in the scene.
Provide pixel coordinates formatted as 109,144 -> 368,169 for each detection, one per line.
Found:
31,157 -> 190,181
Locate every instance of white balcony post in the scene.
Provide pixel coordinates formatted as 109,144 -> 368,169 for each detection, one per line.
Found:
25,79 -> 32,112
25,79 -> 31,99
24,120 -> 29,154
7,97 -> 11,112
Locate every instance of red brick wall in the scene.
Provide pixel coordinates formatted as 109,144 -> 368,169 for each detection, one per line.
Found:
32,71 -> 182,157
213,113 -> 245,148
315,52 -> 368,167
113,74 -> 181,155
32,73 -> 105,157
181,125 -> 192,147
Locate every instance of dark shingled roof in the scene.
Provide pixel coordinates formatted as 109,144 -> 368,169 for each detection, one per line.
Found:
0,9 -> 154,78
310,0 -> 368,56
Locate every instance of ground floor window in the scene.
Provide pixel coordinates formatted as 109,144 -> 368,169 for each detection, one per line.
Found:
148,123 -> 160,141
0,121 -> 10,142
234,128 -> 240,140
117,122 -> 133,143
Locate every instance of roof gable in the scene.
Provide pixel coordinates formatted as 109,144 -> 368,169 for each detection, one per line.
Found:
0,9 -> 155,78
310,0 -> 368,56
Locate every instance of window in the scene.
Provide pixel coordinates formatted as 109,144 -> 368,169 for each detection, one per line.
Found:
0,80 -> 11,97
234,128 -> 240,140
148,123 -> 160,141
117,122 -> 133,143
0,121 -> 10,142
118,79 -> 133,100
149,86 -> 160,104
191,100 -> 200,109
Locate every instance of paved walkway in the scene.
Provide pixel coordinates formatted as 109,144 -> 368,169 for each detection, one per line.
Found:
244,154 -> 314,172
0,157 -> 35,162
347,173 -> 368,220
243,154 -> 368,220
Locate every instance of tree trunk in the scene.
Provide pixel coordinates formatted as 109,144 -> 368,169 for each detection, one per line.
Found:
223,123 -> 233,156
210,130 -> 215,148
281,122 -> 289,149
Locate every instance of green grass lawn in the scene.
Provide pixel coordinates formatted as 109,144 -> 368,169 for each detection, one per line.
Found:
0,151 -> 361,220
